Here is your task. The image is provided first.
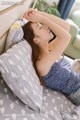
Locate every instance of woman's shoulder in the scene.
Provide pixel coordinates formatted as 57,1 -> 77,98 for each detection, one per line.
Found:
36,59 -> 46,76
36,55 -> 64,76
37,54 -> 55,76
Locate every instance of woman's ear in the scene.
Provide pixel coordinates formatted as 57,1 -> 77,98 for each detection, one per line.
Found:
33,37 -> 40,44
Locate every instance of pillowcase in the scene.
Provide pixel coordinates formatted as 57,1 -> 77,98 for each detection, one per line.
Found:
0,40 -> 43,112
5,18 -> 28,51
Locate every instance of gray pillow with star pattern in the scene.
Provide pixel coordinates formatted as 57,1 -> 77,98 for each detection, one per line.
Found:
0,40 -> 43,112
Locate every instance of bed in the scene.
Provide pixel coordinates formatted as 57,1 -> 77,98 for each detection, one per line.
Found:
0,0 -> 76,120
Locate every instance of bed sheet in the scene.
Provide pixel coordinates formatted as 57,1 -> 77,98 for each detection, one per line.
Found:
0,75 -> 75,120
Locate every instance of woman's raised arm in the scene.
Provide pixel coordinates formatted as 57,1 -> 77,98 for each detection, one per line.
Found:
23,9 -> 71,66
40,11 -> 70,32
38,15 -> 71,67
23,8 -> 70,32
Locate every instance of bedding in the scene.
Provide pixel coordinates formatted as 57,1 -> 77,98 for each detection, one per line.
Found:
0,75 -> 52,120
5,18 -> 28,51
61,106 -> 80,120
0,74 -> 76,120
0,40 -> 43,112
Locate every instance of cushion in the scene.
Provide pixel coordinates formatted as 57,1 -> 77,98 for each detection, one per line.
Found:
71,10 -> 80,28
0,40 -> 43,112
66,19 -> 79,40
5,18 -> 28,51
73,34 -> 80,50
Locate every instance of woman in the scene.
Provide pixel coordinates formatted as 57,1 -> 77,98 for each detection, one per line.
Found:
22,8 -> 80,105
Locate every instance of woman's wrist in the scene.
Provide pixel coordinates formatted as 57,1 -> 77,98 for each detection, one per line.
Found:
41,16 -> 48,24
39,11 -> 45,16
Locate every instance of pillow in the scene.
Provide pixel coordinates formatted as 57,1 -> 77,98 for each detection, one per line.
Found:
0,40 -> 43,112
5,18 -> 28,51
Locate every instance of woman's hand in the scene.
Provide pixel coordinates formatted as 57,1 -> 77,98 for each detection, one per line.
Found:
23,8 -> 39,19
26,10 -> 45,23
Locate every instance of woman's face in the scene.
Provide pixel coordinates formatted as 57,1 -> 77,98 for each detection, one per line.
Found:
31,22 -> 54,45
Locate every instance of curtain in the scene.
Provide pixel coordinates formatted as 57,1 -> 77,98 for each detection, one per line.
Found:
58,0 -> 75,19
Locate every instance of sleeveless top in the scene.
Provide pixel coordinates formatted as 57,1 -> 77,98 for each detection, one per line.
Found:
41,56 -> 80,95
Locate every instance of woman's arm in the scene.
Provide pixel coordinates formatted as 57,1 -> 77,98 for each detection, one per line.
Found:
28,11 -> 71,52
42,16 -> 71,47
28,10 -> 71,42
39,16 -> 71,67
23,8 -> 70,32
38,11 -> 70,50
42,16 -> 71,41
39,11 -> 70,32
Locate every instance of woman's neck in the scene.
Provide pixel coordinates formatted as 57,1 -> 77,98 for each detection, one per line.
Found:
38,46 -> 49,60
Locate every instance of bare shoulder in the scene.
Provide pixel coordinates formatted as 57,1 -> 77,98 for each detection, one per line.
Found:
36,54 -> 63,76
36,54 -> 56,76
36,59 -> 48,76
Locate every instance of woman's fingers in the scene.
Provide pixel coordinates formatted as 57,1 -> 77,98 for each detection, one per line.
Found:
27,12 -> 33,20
24,9 -> 43,23
23,8 -> 39,19
27,8 -> 35,15
22,8 -> 33,18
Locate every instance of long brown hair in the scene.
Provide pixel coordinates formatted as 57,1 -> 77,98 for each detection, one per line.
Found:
22,22 -> 44,86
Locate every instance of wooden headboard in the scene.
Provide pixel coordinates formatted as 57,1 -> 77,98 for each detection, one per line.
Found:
0,0 -> 34,55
